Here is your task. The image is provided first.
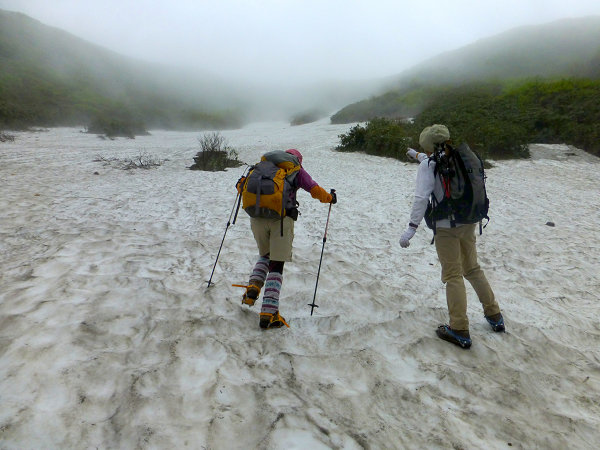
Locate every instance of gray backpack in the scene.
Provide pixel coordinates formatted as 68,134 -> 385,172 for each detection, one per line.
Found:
240,151 -> 301,234
425,143 -> 490,234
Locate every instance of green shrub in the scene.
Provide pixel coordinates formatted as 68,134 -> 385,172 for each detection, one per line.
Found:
86,109 -> 149,138
0,131 -> 15,142
335,123 -> 367,152
505,79 -> 600,156
290,110 -> 324,126
334,78 -> 600,159
412,88 -> 530,160
362,118 -> 414,159
190,132 -> 243,171
336,118 -> 415,160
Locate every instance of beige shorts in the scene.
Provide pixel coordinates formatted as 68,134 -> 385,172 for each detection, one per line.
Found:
250,216 -> 294,262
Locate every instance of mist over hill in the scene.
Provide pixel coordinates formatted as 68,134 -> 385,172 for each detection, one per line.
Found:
0,9 -> 241,130
7,9 -> 598,131
395,16 -> 600,85
0,9 -> 382,130
333,16 -> 600,123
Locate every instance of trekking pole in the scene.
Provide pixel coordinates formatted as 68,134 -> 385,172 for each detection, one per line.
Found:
207,167 -> 249,288
308,189 -> 335,315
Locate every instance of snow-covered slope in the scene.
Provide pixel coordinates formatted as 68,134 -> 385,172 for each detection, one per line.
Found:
1,122 -> 599,449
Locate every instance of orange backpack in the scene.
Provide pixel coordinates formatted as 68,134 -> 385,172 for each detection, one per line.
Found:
238,151 -> 301,220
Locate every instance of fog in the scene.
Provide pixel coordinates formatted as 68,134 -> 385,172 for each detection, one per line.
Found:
2,0 -> 600,88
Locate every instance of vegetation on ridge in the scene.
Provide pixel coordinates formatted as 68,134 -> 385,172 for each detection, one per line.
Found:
0,9 -> 243,134
331,16 -> 600,125
335,79 -> 600,160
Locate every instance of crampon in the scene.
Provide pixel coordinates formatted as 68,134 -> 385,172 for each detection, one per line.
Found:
232,283 -> 261,306
259,311 -> 289,329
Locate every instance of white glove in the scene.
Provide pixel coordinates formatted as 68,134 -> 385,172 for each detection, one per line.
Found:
399,227 -> 417,248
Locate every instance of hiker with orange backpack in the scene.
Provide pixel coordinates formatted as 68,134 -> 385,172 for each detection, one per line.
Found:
400,125 -> 504,349
236,149 -> 336,329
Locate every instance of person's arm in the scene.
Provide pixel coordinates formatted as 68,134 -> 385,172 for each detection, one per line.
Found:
409,160 -> 436,226
296,168 -> 334,203
406,148 -> 429,163
400,160 -> 435,248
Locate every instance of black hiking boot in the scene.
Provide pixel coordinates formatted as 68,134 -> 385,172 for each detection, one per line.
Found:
436,325 -> 472,349
259,311 -> 289,329
485,313 -> 505,332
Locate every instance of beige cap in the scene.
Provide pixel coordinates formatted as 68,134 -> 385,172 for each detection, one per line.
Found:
419,124 -> 450,153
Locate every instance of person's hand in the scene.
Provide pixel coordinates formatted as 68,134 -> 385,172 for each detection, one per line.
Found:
330,190 -> 337,204
406,148 -> 418,160
407,148 -> 428,162
399,227 -> 417,248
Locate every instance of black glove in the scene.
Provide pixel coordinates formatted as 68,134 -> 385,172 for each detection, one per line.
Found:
330,189 -> 337,204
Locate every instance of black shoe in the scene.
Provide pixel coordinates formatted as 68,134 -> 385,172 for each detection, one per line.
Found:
436,325 -> 472,349
485,313 -> 505,332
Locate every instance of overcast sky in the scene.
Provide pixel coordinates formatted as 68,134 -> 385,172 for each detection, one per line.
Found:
2,0 -> 600,85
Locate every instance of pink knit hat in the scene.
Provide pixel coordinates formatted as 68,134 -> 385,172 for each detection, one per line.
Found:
285,148 -> 303,165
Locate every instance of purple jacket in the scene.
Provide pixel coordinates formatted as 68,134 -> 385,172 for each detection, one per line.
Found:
285,167 -> 319,219
295,167 -> 318,192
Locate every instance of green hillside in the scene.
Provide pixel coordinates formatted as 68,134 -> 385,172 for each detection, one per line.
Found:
334,78 -> 600,159
0,9 -> 243,133
332,16 -> 600,124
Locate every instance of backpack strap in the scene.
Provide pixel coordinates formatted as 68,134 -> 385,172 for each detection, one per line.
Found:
429,196 -> 438,244
280,181 -> 286,237
254,171 -> 263,217
279,167 -> 301,236
431,146 -> 458,228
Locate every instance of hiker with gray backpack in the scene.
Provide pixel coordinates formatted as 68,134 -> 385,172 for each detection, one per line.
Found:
235,149 -> 336,329
399,124 -> 505,349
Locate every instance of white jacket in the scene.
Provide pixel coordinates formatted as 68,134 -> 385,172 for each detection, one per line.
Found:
409,158 -> 466,229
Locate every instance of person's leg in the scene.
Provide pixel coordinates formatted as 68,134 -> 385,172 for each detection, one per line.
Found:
242,254 -> 269,305
435,227 -> 469,331
260,260 -> 287,328
244,218 -> 272,305
458,224 -> 500,317
250,218 -> 271,257
266,217 -> 294,263
259,218 -> 293,328
249,255 -> 269,287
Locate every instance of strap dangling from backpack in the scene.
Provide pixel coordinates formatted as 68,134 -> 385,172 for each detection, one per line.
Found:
254,175 -> 263,216
280,177 -> 288,236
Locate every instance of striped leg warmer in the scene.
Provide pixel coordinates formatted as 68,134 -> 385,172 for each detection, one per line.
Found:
261,271 -> 283,315
249,255 -> 269,286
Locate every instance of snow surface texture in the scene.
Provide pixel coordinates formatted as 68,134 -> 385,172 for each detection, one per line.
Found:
1,121 -> 599,449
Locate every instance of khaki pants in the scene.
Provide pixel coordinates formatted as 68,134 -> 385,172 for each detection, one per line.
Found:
250,217 -> 294,262
434,224 -> 500,331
